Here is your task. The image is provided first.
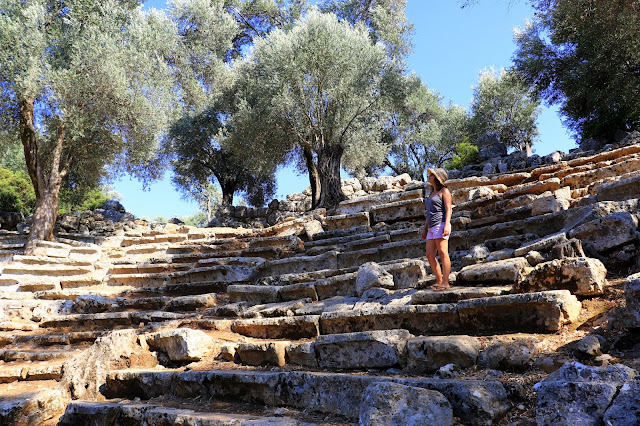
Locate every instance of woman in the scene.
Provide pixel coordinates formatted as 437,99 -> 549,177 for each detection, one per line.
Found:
421,168 -> 452,291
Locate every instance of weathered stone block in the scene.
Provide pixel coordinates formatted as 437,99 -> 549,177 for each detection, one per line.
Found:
514,257 -> 607,296
405,335 -> 481,373
235,341 -> 289,367
360,382 -> 453,426
456,257 -> 531,285
146,329 -> 218,362
478,334 -> 544,370
569,211 -> 639,253
315,329 -> 410,369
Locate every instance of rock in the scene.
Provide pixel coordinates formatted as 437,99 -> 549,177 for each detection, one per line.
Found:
525,250 -> 546,266
286,342 -> 318,368
355,262 -> 395,296
596,174 -> 640,202
569,211 -> 639,254
461,245 -> 490,267
304,219 -> 324,240
145,329 -> 218,362
435,363 -> 462,379
603,378 -> 640,425
103,199 -> 125,212
535,362 -> 638,426
550,238 -> 586,259
61,329 -> 157,400
532,194 -> 570,216
404,335 -> 481,373
359,382 -> 453,426
478,334 -> 544,370
623,272 -> 640,327
315,329 -> 410,369
456,257 -> 531,284
574,335 -> 607,359
375,176 -> 396,191
514,232 -> 568,257
235,341 -> 289,367
514,257 -> 607,296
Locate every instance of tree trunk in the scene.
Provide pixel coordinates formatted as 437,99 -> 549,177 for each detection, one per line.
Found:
20,99 -> 67,255
220,179 -> 236,205
317,143 -> 346,210
303,146 -> 320,209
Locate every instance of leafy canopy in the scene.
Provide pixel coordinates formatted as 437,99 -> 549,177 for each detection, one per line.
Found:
513,0 -> 640,141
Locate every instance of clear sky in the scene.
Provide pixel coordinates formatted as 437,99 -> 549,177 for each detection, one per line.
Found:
114,0 -> 575,219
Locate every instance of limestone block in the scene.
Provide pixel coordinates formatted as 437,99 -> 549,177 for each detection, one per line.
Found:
314,273 -> 358,299
146,329 -> 218,362
514,257 -> 607,296
525,250 -> 546,266
61,329 -> 157,400
343,177 -> 362,191
267,250 -> 338,277
235,341 -> 289,366
487,171 -> 531,187
394,173 -> 412,186
550,238 -> 585,259
595,173 -> 640,202
286,342 -> 317,367
278,282 -> 318,302
383,259 -> 427,289
304,219 -> 324,241
324,212 -> 370,231
532,194 -> 570,216
315,329 -> 411,369
624,272 -> 640,327
375,175 -> 395,191
411,286 -> 509,305
514,232 -> 568,257
378,239 -> 425,262
604,378 -> 640,425
457,290 -> 581,332
231,315 -> 320,339
370,198 -> 425,223
1,386 -> 69,426
319,304 -> 460,335
337,247 -> 381,269
359,382 -> 453,426
446,176 -> 490,191
355,262 -> 395,296
485,248 -> 515,262
478,334 -> 544,370
456,257 -> 531,284
243,298 -> 311,318
569,211 -> 639,253
227,285 -> 280,304
503,177 -> 561,199
405,335 -> 481,373
535,362 -> 637,426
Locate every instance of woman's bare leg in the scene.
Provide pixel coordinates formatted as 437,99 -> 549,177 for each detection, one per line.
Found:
425,239 -> 442,285
435,238 -> 450,287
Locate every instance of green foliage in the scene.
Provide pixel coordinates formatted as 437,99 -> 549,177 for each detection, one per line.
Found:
58,186 -> 121,214
165,106 -> 276,207
468,68 -> 540,151
0,168 -> 35,213
232,10 -> 396,206
514,0 -> 640,141
386,75 -> 469,180
181,211 -> 208,227
318,0 -> 414,60
446,140 -> 479,170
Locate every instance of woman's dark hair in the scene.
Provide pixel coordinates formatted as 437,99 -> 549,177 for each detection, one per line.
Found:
433,179 -> 445,191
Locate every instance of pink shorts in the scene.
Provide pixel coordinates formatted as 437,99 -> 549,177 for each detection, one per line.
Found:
427,222 -> 449,240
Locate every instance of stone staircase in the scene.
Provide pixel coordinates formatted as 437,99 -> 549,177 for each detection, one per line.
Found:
1,140 -> 640,425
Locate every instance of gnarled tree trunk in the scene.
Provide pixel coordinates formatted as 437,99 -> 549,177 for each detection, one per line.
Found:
317,143 -> 346,210
303,145 -> 320,209
20,98 -> 68,255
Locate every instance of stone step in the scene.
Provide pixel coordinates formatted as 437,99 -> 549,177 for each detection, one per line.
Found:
71,293 -> 218,314
102,369 -> 510,425
336,188 -> 422,216
170,246 -> 282,263
39,310 -> 189,330
120,280 -> 230,298
0,348 -> 79,362
318,290 -> 580,336
10,255 -> 93,266
58,399 -> 336,426
308,225 -> 372,241
0,380 -> 67,425
1,263 -> 94,275
0,360 -> 64,383
323,212 -> 370,231
6,330 -> 104,346
370,197 -> 425,224
107,262 -> 192,275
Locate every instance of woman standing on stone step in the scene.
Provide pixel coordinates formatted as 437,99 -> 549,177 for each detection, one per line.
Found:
421,168 -> 452,291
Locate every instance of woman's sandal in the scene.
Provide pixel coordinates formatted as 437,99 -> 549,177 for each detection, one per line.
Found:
429,284 -> 450,291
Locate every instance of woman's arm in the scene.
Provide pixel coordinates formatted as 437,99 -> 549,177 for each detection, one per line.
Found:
442,188 -> 453,236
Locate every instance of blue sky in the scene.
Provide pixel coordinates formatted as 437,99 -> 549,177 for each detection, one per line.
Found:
115,0 -> 575,219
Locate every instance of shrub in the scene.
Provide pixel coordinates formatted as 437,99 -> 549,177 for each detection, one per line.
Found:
446,142 -> 479,170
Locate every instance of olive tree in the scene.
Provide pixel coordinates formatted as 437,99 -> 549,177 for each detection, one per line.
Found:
0,0 -> 177,253
514,0 -> 640,142
468,68 -> 540,154
231,10 -> 394,209
385,75 -> 469,180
